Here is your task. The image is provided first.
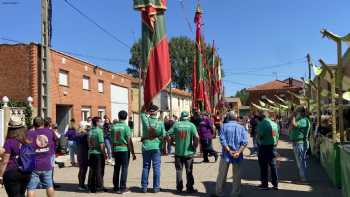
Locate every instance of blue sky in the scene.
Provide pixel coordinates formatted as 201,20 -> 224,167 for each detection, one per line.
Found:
1,0 -> 350,96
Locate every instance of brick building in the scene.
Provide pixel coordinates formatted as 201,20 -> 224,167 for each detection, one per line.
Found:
0,43 -> 132,133
247,78 -> 303,107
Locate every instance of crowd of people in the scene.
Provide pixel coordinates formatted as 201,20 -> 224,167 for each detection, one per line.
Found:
0,103 -> 312,197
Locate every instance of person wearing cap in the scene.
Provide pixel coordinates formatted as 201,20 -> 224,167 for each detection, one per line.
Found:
289,106 -> 311,182
256,111 -> 279,190
110,110 -> 136,194
0,124 -> 31,197
140,104 -> 166,193
167,111 -> 199,193
214,111 -> 248,197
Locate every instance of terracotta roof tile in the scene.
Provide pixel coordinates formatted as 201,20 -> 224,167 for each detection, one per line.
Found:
247,78 -> 303,91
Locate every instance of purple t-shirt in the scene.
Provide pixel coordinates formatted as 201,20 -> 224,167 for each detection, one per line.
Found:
198,118 -> 214,139
3,138 -> 21,171
27,128 -> 55,171
65,128 -> 77,141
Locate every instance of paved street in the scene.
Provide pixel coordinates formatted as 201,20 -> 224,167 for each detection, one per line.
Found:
0,137 -> 341,197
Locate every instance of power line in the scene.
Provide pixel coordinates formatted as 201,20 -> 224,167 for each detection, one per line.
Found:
179,0 -> 194,33
224,57 -> 306,71
224,58 -> 306,75
63,0 -> 131,49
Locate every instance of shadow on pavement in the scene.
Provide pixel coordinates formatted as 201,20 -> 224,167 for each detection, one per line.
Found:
128,186 -> 207,196
201,138 -> 341,197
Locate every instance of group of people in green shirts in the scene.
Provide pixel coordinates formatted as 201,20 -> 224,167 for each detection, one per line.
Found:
86,103 -> 200,194
86,102 -> 311,194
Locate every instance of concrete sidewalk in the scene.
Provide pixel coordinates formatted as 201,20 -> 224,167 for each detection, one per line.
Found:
0,137 -> 342,197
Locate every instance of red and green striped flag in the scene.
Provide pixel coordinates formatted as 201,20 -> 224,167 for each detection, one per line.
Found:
193,5 -> 205,111
134,0 -> 171,106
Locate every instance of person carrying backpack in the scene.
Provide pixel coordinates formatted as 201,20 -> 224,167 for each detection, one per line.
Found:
0,124 -> 33,197
140,104 -> 166,193
26,117 -> 56,197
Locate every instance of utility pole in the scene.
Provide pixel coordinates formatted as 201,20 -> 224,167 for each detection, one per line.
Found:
40,0 -> 51,117
138,66 -> 142,137
336,40 -> 345,142
169,84 -> 173,117
306,54 -> 312,111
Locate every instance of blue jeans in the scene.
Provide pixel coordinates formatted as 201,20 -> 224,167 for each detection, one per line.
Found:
68,140 -> 77,164
27,170 -> 53,190
293,142 -> 308,179
141,149 -> 161,190
104,137 -> 112,160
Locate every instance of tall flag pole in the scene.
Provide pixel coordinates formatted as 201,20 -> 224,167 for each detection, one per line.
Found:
202,37 -> 212,113
193,4 -> 205,111
134,0 -> 172,106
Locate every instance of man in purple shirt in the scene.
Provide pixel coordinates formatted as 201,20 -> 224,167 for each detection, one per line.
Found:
198,114 -> 218,162
26,117 -> 55,197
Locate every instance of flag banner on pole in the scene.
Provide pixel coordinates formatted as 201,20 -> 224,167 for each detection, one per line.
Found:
134,0 -> 171,106
193,4 -> 205,111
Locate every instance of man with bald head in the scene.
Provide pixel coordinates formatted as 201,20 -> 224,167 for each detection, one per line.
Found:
214,111 -> 248,197
256,110 -> 279,190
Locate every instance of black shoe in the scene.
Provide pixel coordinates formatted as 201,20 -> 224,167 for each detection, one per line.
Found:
186,188 -> 198,193
273,186 -> 279,190
153,188 -> 160,193
257,185 -> 269,190
141,188 -> 147,193
120,189 -> 131,194
54,184 -> 61,189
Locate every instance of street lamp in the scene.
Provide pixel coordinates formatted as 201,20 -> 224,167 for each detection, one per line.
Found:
2,96 -> 9,107
27,96 -> 33,107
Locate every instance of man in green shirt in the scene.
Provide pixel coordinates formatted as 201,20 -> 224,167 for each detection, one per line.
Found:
140,104 -> 165,193
289,106 -> 311,182
256,111 -> 279,190
87,117 -> 106,193
110,110 -> 136,194
168,111 -> 199,193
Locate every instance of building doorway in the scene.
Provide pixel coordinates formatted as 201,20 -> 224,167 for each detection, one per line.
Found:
56,105 -> 72,151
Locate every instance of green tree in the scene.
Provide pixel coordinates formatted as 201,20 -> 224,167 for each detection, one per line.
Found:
126,36 -> 222,90
235,88 -> 249,106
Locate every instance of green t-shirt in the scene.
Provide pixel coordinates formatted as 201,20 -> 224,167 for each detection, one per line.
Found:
289,117 -> 311,143
257,118 -> 279,146
168,120 -> 198,157
141,112 -> 165,151
110,122 -> 131,152
88,126 -> 104,155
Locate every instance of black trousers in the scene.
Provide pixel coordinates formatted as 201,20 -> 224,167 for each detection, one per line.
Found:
3,169 -> 31,197
88,154 -> 105,192
113,151 -> 130,190
175,156 -> 194,191
258,145 -> 278,187
77,146 -> 89,187
201,139 -> 217,161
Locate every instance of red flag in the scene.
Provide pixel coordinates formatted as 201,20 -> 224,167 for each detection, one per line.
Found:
193,5 -> 205,110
